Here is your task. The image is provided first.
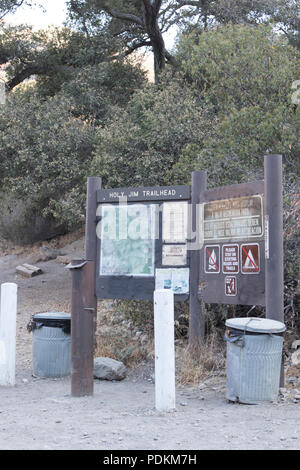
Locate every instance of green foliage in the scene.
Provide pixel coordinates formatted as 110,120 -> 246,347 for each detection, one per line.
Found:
0,0 -> 29,19
178,25 -> 298,108
93,25 -> 300,189
176,26 -> 300,188
0,88 -> 97,240
92,78 -> 211,187
0,59 -> 146,242
66,0 -> 151,69
60,60 -> 146,125
0,23 -> 122,93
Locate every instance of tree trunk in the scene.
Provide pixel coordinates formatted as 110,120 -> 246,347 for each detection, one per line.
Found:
142,1 -> 166,81
151,27 -> 166,81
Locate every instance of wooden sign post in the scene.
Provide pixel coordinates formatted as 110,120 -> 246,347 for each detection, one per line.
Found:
67,260 -> 95,397
188,171 -> 207,351
264,154 -> 284,384
85,176 -> 102,339
68,156 -> 284,396
264,155 -> 284,323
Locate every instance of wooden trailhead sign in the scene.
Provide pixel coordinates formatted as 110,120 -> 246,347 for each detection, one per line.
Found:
199,180 -> 266,306
86,176 -> 267,306
95,185 -> 191,301
68,155 -> 284,396
67,155 -> 284,396
80,155 -> 282,315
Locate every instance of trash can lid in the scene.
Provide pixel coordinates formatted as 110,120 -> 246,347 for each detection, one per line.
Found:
33,312 -> 71,322
225,317 -> 286,334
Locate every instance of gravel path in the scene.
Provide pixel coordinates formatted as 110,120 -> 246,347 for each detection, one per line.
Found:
1,369 -> 300,450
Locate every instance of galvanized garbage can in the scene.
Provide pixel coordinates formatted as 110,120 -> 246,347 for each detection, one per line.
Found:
225,317 -> 286,404
31,312 -> 71,378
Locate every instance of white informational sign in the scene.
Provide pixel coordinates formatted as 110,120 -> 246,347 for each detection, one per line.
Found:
172,268 -> 189,294
162,244 -> 187,266
204,195 -> 263,241
100,204 -> 156,276
163,201 -> 188,243
155,268 -> 172,290
155,268 -> 189,294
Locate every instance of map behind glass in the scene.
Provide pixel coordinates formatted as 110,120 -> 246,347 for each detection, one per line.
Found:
100,204 -> 155,276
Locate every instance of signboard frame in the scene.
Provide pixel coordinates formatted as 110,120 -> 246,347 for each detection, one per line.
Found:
93,179 -> 266,305
198,180 -> 265,306
95,186 -> 191,301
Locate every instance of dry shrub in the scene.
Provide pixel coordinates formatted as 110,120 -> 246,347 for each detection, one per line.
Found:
94,331 -> 150,367
94,300 -> 154,368
0,225 -> 84,256
176,333 -> 226,386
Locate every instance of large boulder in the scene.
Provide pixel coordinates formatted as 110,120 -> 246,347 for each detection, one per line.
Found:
0,194 -> 67,245
93,357 -> 127,381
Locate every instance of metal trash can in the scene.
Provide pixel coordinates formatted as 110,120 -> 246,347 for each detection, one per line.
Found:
225,317 -> 286,404
30,312 -> 71,378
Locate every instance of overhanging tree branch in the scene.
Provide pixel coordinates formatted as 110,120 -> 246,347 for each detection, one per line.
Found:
175,1 -> 201,6
104,39 -> 152,61
0,0 -> 26,19
102,3 -> 144,26
6,65 -> 42,91
165,49 -> 177,66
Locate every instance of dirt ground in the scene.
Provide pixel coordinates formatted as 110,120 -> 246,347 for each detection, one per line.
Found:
0,236 -> 300,451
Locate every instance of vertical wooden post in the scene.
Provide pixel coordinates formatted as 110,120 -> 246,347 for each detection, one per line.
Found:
264,154 -> 284,385
85,177 -> 102,337
188,171 -> 207,352
264,155 -> 284,322
0,283 -> 17,386
68,260 -> 95,397
154,289 -> 176,412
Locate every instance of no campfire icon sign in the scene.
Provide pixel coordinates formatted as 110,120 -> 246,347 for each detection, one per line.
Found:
204,245 -> 220,274
241,243 -> 260,274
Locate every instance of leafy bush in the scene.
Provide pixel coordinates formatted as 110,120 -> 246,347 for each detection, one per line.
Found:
0,89 -> 96,241
93,25 -> 300,189
0,60 -> 146,243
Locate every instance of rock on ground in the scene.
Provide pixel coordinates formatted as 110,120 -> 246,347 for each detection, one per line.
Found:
39,246 -> 63,262
94,357 -> 127,381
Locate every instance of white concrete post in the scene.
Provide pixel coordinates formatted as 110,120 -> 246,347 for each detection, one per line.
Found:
0,283 -> 18,386
154,289 -> 176,412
